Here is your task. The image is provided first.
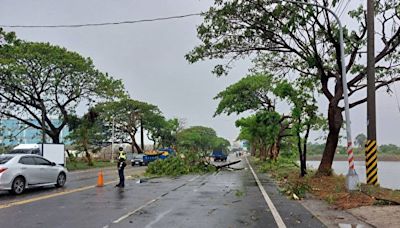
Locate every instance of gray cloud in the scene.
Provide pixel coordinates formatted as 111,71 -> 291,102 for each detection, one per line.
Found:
1,0 -> 399,146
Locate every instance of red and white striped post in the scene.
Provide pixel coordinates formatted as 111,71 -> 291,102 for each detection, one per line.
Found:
347,141 -> 355,170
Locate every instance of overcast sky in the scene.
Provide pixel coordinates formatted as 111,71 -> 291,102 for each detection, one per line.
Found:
1,0 -> 400,146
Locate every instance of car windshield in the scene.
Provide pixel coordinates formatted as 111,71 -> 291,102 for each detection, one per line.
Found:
0,156 -> 13,164
135,154 -> 144,159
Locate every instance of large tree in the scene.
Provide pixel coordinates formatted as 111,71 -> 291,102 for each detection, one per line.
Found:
354,133 -> 367,148
176,126 -> 228,157
0,29 -> 125,143
95,98 -> 163,153
187,0 -> 400,175
274,78 -> 323,176
214,73 -> 291,159
67,110 -> 107,165
236,111 -> 282,160
147,118 -> 182,149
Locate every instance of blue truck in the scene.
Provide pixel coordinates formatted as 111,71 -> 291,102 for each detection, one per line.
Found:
211,150 -> 228,162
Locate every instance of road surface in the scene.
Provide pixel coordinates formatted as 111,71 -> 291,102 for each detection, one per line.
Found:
0,157 -> 324,227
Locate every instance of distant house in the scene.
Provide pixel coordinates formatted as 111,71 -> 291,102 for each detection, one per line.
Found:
0,119 -> 70,146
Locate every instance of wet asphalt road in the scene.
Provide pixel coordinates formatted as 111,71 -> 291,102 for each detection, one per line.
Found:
0,157 -> 324,228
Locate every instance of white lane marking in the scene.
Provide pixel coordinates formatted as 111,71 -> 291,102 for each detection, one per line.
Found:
188,176 -> 198,182
246,156 -> 287,228
113,198 -> 158,223
144,209 -> 172,228
112,175 -> 200,224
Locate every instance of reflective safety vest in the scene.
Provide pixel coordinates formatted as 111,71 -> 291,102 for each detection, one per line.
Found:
118,151 -> 127,160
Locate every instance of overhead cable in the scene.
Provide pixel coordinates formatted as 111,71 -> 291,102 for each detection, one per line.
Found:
0,13 -> 201,29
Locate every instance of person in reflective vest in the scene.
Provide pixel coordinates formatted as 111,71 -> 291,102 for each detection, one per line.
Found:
115,147 -> 127,188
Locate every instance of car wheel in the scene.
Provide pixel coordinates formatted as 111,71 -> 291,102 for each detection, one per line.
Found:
56,172 -> 66,187
11,176 -> 25,195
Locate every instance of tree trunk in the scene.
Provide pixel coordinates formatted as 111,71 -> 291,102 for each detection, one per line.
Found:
250,142 -> 256,156
317,103 -> 343,176
65,149 -> 74,160
130,135 -> 143,154
297,130 -> 305,177
260,144 -> 267,161
85,149 -> 93,166
131,143 -> 135,154
133,139 -> 143,154
49,132 -> 60,144
270,136 -> 282,161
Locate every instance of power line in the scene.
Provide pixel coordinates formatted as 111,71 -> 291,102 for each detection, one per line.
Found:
334,0 -> 345,16
338,0 -> 351,18
0,13 -> 201,29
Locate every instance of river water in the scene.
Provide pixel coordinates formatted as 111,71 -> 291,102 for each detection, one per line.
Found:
307,161 -> 400,190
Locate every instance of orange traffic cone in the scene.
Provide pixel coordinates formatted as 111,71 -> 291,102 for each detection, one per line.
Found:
97,170 -> 104,187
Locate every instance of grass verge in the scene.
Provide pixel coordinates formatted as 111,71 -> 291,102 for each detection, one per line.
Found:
66,160 -> 115,171
253,156 -> 400,209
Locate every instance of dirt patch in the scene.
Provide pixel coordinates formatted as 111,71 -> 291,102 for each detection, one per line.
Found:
306,175 -> 375,209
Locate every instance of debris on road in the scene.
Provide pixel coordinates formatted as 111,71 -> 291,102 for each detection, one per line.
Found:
214,160 -> 241,170
136,179 -> 148,184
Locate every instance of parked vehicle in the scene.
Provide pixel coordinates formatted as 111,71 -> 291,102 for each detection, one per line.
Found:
211,150 -> 228,162
131,154 -> 144,166
0,154 -> 68,195
9,144 -> 66,166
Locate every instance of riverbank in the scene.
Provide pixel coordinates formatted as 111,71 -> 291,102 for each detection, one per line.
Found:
308,153 -> 400,161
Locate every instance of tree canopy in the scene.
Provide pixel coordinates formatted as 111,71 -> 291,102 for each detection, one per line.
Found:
214,73 -> 275,116
0,30 -> 125,143
176,126 -> 230,156
187,0 -> 400,175
94,98 -> 163,153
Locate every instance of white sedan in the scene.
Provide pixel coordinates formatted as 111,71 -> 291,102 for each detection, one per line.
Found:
0,154 -> 68,194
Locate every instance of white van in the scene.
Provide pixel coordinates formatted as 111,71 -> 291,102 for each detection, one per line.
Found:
9,144 -> 66,166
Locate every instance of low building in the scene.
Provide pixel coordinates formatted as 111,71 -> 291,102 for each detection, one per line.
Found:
0,118 -> 70,146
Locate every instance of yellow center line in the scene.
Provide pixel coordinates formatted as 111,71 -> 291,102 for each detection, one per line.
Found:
0,180 -> 115,210
0,172 -> 144,210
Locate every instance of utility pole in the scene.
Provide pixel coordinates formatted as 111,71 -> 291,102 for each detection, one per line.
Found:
366,0 -> 379,185
140,118 -> 144,152
41,101 -> 45,154
111,116 -> 115,163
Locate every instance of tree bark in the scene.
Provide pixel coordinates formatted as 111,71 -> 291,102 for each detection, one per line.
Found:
297,137 -> 306,177
85,149 -> 93,166
132,137 -> 143,154
250,142 -> 256,156
317,103 -> 343,176
260,143 -> 267,161
65,149 -> 73,160
49,131 -> 60,144
299,122 -> 311,177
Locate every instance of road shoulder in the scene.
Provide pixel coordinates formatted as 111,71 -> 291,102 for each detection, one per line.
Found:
247,157 -> 373,227
246,157 -> 325,227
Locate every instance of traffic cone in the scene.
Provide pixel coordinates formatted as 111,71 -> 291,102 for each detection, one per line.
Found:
97,170 -> 104,187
